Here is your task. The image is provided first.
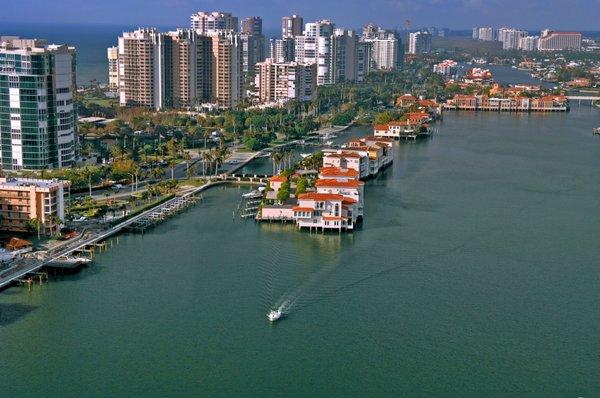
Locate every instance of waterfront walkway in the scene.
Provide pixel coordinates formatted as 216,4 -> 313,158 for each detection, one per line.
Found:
0,181 -> 224,290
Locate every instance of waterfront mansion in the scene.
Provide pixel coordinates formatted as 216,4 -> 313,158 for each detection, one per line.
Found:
259,136 -> 394,232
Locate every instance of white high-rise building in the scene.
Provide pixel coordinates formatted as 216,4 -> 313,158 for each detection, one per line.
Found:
538,30 -> 582,51
368,36 -> 398,70
473,27 -> 495,41
107,46 -> 119,91
408,31 -> 431,54
518,36 -> 539,51
498,28 -> 528,50
295,20 -> 335,85
190,11 -> 238,34
269,37 -> 295,63
255,59 -> 316,103
0,36 -> 76,170
361,26 -> 400,71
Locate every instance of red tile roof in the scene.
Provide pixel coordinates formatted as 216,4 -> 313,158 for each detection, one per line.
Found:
298,192 -> 344,201
316,179 -> 362,188
270,175 -> 287,182
292,206 -> 314,212
319,167 -> 359,178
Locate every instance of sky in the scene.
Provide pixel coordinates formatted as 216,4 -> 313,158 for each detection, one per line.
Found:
2,0 -> 600,31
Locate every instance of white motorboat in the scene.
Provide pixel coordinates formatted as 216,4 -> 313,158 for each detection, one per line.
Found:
47,256 -> 92,269
300,153 -> 311,159
242,190 -> 263,199
324,141 -> 333,146
267,309 -> 282,322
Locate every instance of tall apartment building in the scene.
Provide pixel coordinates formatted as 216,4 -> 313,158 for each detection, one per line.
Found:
107,46 -> 119,91
241,16 -> 262,36
538,30 -> 582,51
295,20 -> 335,86
241,34 -> 265,77
408,31 -> 432,54
356,41 -> 372,82
282,15 -> 304,38
361,26 -> 401,71
332,29 -> 358,83
117,28 -> 169,109
168,29 -> 213,108
0,177 -> 70,234
255,60 -> 316,103
368,36 -> 399,70
240,17 -> 265,77
473,27 -> 495,41
211,32 -> 243,108
190,11 -> 238,34
116,28 -> 213,110
269,37 -> 295,63
518,36 -> 539,51
498,28 -> 528,50
0,36 -> 76,170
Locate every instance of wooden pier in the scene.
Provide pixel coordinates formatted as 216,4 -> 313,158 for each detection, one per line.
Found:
125,195 -> 197,233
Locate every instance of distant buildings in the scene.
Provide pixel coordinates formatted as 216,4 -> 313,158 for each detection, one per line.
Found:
408,31 -> 432,54
446,94 -> 569,112
518,36 -> 539,51
472,26 -> 582,52
0,177 -> 70,234
498,27 -> 528,50
538,30 -> 582,51
0,36 -> 77,170
472,27 -> 495,41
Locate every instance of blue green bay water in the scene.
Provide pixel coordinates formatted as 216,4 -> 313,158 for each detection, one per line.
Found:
1,106 -> 599,396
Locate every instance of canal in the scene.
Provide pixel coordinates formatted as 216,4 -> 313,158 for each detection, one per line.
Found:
1,106 -> 599,396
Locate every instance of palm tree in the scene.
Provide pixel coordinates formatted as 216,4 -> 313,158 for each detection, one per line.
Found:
168,159 -> 178,180
203,129 -> 211,149
201,151 -> 212,176
81,166 -> 94,198
184,152 -> 192,177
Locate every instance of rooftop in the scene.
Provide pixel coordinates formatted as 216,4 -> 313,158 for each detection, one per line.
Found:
0,177 -> 70,190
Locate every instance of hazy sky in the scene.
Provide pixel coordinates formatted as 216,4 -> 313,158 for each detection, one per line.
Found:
2,0 -> 599,30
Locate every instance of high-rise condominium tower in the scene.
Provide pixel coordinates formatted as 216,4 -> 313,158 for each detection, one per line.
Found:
107,46 -> 119,91
116,28 -> 213,110
0,36 -> 76,170
282,15 -> 303,38
190,11 -> 238,34
211,32 -> 243,108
